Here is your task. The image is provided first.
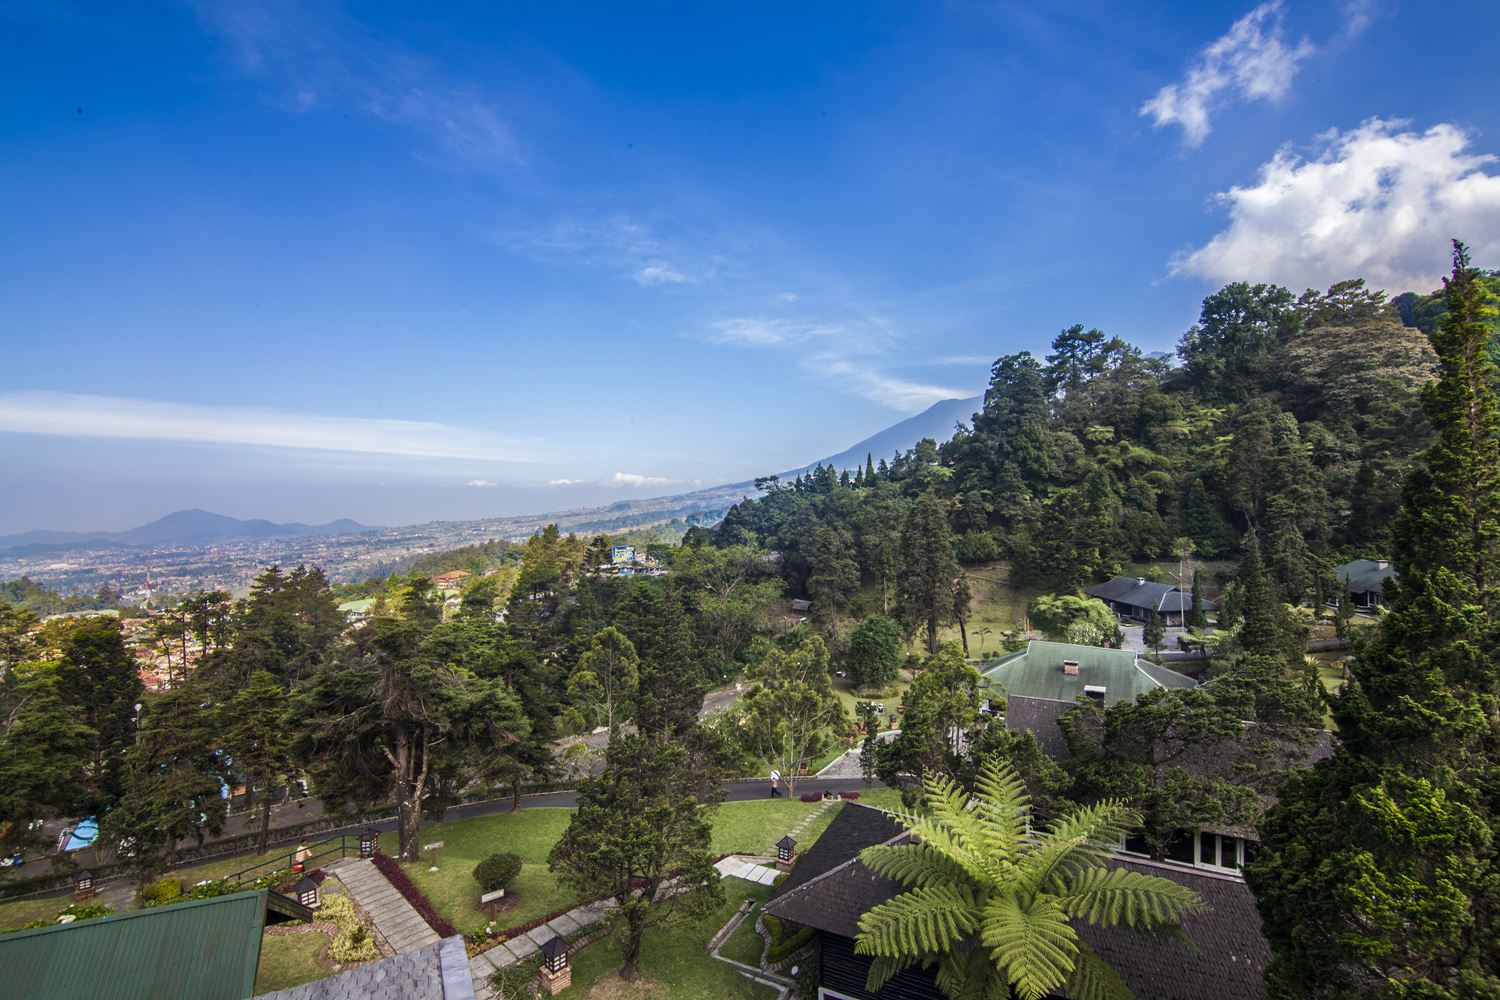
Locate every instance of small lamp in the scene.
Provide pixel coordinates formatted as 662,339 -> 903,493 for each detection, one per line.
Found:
295,875 -> 321,909
541,936 -> 569,975
74,869 -> 94,900
777,835 -> 796,864
359,827 -> 378,859
537,935 -> 572,993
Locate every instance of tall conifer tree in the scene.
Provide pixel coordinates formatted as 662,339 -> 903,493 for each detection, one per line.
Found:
1249,243 -> 1500,997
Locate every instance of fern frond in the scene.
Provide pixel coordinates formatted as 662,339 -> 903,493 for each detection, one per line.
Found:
922,770 -> 987,856
980,894 -> 1080,1000
888,811 -> 992,882
1064,939 -> 1134,1000
1020,801 -> 1136,893
1057,866 -> 1203,930
860,841 -> 972,890
864,953 -> 919,992
856,884 -> 978,960
971,759 -> 1030,862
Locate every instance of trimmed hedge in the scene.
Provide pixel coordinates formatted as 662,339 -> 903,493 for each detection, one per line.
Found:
472,852 -> 522,894
372,852 -> 458,938
763,912 -> 815,964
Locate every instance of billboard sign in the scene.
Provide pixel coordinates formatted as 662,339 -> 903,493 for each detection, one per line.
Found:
611,545 -> 636,565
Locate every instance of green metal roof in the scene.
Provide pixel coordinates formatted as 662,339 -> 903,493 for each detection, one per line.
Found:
981,640 -> 1196,707
0,889 -> 269,1000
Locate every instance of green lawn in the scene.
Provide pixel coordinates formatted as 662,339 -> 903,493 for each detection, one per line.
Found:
557,878 -> 778,998
0,894 -> 75,932
378,808 -> 580,936
715,884 -> 774,968
709,799 -> 826,858
253,930 -> 329,995
934,563 -> 1035,651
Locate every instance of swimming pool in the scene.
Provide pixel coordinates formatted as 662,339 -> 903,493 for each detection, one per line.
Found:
63,818 -> 98,852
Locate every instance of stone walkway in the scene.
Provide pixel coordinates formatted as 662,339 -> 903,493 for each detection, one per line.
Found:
467,897 -> 620,998
714,856 -> 780,885
327,858 -> 441,956
815,730 -> 898,778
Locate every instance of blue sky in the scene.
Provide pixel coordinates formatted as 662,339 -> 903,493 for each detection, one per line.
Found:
2,1 -> 1498,532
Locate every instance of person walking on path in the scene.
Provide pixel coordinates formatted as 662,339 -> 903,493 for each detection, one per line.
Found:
769,769 -> 781,797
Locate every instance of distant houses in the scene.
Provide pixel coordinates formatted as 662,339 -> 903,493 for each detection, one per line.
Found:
1084,575 -> 1216,626
1331,558 -> 1395,610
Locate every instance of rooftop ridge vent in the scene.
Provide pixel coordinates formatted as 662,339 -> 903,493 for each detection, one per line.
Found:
1062,660 -> 1080,676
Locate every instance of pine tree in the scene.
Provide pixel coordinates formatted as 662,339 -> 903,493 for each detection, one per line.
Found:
1187,569 -> 1206,629
1143,608 -> 1165,657
1249,243 -> 1500,996
896,492 -> 964,652
867,452 -> 877,483
1234,533 -> 1301,663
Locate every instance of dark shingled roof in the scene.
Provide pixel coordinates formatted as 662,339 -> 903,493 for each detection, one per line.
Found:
1085,577 -> 1219,614
1335,558 -> 1396,595
259,936 -> 476,1000
768,818 -> 1272,1000
774,802 -> 904,902
1002,694 -> 1077,761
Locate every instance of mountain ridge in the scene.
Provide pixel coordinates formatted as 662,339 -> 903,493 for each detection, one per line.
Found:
0,509 -> 373,556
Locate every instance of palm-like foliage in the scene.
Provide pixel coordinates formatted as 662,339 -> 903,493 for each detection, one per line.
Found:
855,761 -> 1202,1000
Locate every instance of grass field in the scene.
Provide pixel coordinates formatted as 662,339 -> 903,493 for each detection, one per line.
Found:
933,563 -> 1034,651
253,930 -> 328,995
559,878 -> 778,998
0,893 -> 75,932
715,885 -> 773,968
377,807 -> 578,936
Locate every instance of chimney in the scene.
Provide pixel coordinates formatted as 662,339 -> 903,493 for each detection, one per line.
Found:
1136,578 -> 1146,585
1062,660 -> 1079,676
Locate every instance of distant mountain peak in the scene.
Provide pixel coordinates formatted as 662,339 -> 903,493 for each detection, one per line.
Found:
782,395 -> 982,477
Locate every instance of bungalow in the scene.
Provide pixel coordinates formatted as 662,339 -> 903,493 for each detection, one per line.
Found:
981,640 -> 1196,708
764,803 -> 1274,1000
1331,559 -> 1395,610
1083,576 -> 1216,626
0,889 -> 317,1000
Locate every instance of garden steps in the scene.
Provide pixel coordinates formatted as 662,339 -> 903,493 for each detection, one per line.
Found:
326,858 -> 441,956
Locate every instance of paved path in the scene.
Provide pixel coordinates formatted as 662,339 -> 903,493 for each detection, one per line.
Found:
328,858 -> 441,956
714,856 -> 780,886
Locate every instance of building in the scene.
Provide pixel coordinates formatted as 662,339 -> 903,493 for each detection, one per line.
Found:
430,570 -> 472,592
1331,558 -> 1395,610
764,803 -> 1274,1000
0,889 -> 313,1000
1083,576 -> 1216,626
981,640 -> 1196,708
790,598 -> 813,614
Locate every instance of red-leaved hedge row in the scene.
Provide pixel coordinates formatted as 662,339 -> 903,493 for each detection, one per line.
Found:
372,853 -> 458,938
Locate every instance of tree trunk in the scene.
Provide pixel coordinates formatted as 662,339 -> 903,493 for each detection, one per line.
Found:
927,616 -> 938,654
257,776 -> 273,855
958,617 -> 969,656
620,907 -> 645,982
511,770 -> 525,814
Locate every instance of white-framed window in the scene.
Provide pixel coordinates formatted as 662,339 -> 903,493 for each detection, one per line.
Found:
818,990 -> 861,1000
1119,832 -> 1249,872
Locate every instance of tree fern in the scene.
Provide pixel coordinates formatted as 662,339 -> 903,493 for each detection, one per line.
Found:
855,760 -> 1203,999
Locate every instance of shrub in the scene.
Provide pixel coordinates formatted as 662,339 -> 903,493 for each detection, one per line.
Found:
328,922 -> 379,963
472,852 -> 523,894
140,877 -> 182,905
763,912 -> 815,963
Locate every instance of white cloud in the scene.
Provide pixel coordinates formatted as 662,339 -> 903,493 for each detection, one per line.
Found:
635,259 -> 690,285
776,291 -> 800,303
188,1 -> 522,166
817,361 -> 966,411
1337,0 -> 1382,42
605,472 -> 674,488
466,479 -> 498,488
703,314 -> 967,411
706,317 -> 849,348
501,215 -> 707,287
547,478 -> 586,486
1141,1 -> 1314,146
0,392 -> 552,464
1173,119 -> 1500,292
